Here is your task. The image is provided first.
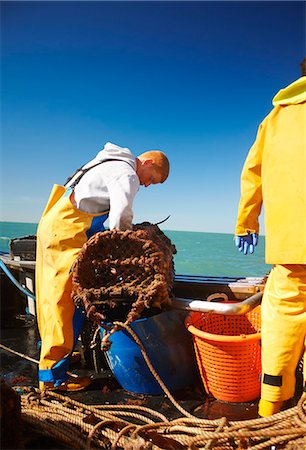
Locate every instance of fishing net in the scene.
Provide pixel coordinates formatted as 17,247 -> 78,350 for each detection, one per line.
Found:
71,222 -> 176,326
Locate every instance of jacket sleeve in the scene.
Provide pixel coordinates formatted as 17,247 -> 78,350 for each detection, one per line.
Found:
107,173 -> 139,231
235,120 -> 266,236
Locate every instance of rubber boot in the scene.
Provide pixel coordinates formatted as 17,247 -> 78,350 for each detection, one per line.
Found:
258,399 -> 283,417
39,375 -> 91,392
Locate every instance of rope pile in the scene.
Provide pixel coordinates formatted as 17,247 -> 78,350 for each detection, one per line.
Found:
19,387 -> 306,450
4,319 -> 305,449
71,223 -> 176,327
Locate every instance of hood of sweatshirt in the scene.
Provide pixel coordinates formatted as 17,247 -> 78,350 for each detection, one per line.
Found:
272,76 -> 306,106
83,142 -> 136,170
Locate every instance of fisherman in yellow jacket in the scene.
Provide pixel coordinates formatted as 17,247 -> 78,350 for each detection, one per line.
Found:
36,142 -> 170,391
234,63 -> 306,417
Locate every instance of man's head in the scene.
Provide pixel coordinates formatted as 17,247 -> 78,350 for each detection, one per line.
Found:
136,151 -> 170,187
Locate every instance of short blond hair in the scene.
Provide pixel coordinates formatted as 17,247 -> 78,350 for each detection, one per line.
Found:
138,151 -> 170,183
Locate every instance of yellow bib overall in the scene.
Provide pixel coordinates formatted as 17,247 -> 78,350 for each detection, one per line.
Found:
36,183 -> 108,386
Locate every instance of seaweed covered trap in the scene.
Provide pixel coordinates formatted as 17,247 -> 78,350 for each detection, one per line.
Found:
71,222 -> 177,327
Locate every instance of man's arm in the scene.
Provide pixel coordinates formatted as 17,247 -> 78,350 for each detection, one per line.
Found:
107,173 -> 139,230
235,122 -> 266,236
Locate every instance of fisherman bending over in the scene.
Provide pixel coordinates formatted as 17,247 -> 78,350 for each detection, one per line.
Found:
36,142 -> 170,391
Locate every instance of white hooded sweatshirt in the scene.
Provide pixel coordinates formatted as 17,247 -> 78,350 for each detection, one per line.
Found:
69,142 -> 140,230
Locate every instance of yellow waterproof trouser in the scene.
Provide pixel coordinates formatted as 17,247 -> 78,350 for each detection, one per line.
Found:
261,264 -> 306,402
36,185 -> 108,386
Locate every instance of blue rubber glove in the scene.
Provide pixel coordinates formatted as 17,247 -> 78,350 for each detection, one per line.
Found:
235,233 -> 258,255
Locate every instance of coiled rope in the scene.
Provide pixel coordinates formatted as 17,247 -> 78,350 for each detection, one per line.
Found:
19,387 -> 306,450
5,320 -> 305,449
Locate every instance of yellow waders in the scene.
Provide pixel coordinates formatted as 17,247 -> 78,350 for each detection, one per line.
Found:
261,264 -> 306,404
36,184 -> 108,386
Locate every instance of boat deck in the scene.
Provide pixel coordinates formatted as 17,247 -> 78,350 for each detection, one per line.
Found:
1,315 -> 263,449
1,315 -> 260,421
1,255 -> 304,448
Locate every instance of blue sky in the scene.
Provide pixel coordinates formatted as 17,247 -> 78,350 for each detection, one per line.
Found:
1,1 -> 305,233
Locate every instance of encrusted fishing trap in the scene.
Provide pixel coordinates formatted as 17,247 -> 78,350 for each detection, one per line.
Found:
71,222 -> 176,325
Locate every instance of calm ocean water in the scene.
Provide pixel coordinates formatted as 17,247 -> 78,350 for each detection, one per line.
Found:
0,221 -> 271,278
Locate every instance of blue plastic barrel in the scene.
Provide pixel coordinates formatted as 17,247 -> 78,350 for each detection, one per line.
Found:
101,309 -> 196,394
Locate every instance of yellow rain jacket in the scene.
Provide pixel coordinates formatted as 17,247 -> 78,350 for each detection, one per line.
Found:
236,77 -> 306,408
235,76 -> 306,264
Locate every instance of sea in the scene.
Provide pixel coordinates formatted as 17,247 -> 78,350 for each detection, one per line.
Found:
0,221 -> 271,278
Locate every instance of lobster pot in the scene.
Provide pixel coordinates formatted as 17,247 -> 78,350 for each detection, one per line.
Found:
102,310 -> 196,395
185,306 -> 261,402
71,224 -> 176,324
